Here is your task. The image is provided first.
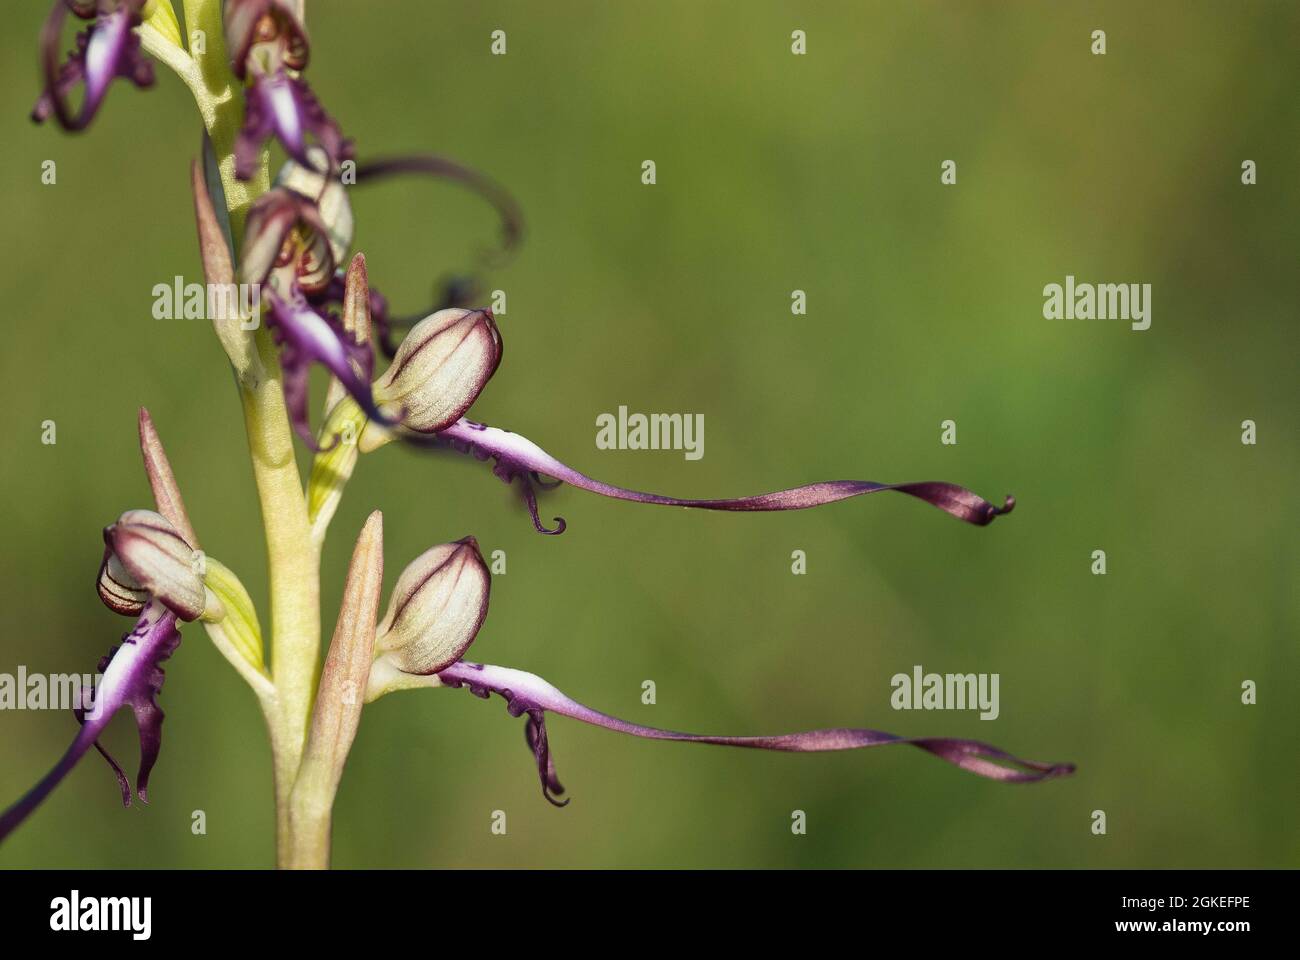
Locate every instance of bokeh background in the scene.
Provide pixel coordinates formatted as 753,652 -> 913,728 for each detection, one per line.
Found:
0,1 -> 1296,868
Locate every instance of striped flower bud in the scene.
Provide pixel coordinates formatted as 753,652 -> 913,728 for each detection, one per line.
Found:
373,308 -> 502,433
374,537 -> 490,675
99,510 -> 208,622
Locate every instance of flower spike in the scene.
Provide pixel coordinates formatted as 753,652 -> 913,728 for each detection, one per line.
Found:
437,660 -> 1075,807
415,418 -> 1015,534
0,601 -> 182,842
34,0 -> 153,131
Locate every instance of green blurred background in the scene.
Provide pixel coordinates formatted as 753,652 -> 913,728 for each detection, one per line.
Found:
1,1 -> 1296,868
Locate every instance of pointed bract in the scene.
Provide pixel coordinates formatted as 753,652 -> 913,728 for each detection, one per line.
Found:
137,408 -> 199,548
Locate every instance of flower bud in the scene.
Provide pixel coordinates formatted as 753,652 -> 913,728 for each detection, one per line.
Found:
102,510 -> 207,622
373,308 -> 502,433
375,537 -> 490,674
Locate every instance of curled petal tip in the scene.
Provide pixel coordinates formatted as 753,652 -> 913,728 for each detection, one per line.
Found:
519,481 -> 566,535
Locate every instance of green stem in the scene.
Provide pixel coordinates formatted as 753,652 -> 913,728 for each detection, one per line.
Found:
241,333 -> 321,867
177,0 -> 321,867
180,0 -> 269,233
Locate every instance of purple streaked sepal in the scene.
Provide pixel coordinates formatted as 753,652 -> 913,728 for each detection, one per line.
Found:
235,71 -> 350,181
0,601 -> 181,843
437,660 -> 1074,807
266,291 -> 395,450
33,0 -> 153,131
419,418 -> 1015,534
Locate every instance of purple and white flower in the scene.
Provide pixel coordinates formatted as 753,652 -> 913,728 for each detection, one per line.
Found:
33,0 -> 154,130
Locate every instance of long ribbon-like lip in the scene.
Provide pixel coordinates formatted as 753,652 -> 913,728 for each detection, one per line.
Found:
413,418 -> 1014,534
347,155 -> 524,355
0,602 -> 181,843
435,661 -> 1074,807
353,156 -> 523,269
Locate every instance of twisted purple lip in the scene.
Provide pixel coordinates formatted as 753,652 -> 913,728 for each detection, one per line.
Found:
235,71 -> 350,181
436,661 -> 1074,807
34,1 -> 153,131
0,601 -> 181,843
412,418 -> 1015,534
267,291 -> 397,450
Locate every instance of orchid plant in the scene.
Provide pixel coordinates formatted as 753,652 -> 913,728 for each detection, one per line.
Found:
1,0 -> 1073,868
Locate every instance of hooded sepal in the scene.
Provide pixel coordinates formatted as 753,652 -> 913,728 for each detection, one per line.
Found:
224,0 -> 309,80
436,660 -> 1075,807
103,509 -> 207,621
239,186 -> 335,291
373,308 -> 502,434
0,601 -> 182,842
137,407 -> 199,548
373,537 -> 490,676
